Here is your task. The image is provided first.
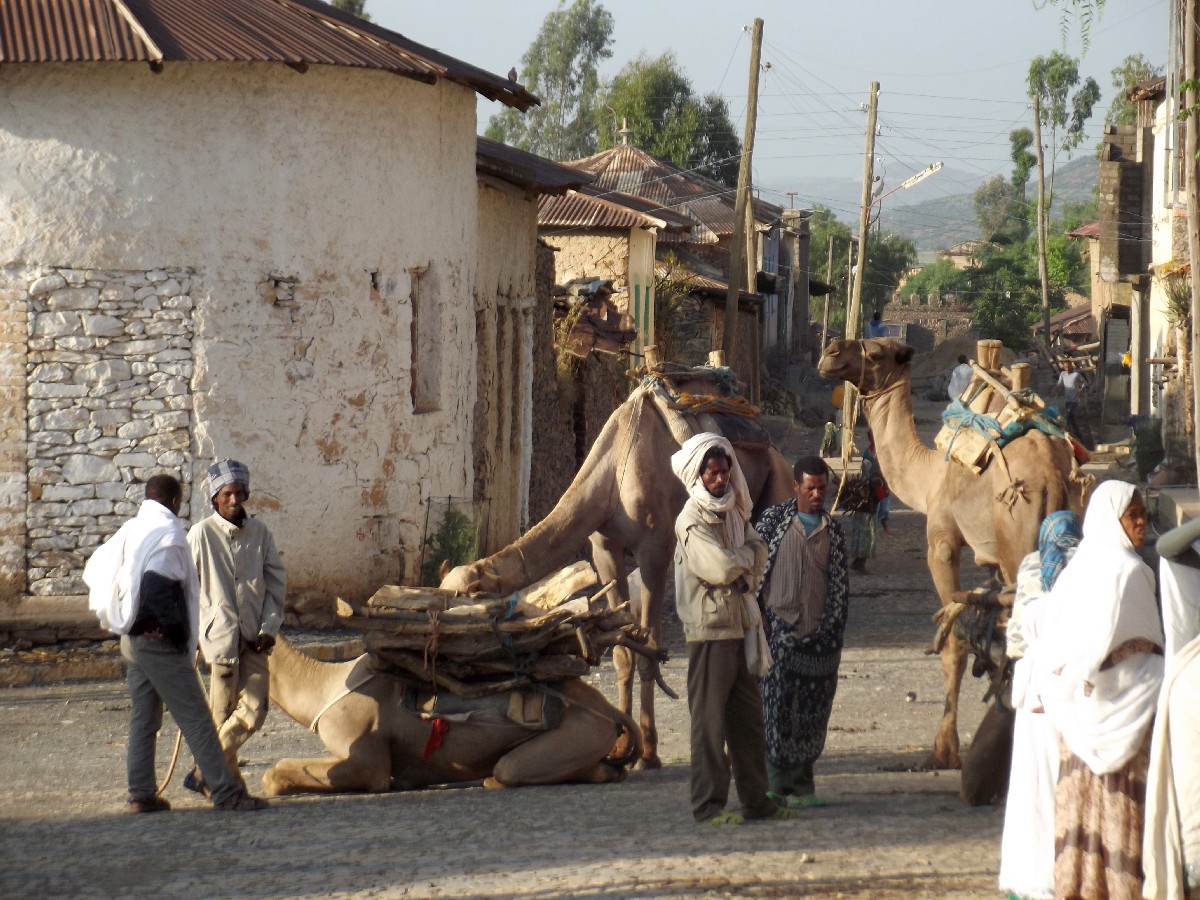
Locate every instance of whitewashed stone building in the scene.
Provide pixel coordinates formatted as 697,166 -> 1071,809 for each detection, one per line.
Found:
0,0 -> 538,608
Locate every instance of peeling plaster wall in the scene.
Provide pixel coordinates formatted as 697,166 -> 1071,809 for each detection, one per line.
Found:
473,182 -> 537,552
0,62 -> 480,606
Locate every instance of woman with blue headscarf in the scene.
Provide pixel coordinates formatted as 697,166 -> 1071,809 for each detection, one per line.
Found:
999,510 -> 1082,900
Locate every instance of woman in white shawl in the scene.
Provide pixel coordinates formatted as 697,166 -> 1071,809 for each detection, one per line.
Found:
998,510 -> 1081,900
1039,480 -> 1164,900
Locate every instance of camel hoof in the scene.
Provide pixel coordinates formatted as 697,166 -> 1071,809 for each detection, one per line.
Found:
634,753 -> 663,771
482,776 -> 507,790
261,769 -> 285,797
921,751 -> 962,772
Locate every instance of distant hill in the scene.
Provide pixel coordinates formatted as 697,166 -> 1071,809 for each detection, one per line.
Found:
797,155 -> 1100,252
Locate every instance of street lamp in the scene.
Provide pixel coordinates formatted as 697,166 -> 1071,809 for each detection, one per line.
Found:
870,161 -> 943,209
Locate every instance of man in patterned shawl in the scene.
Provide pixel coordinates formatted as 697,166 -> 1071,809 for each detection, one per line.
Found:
753,454 -> 850,806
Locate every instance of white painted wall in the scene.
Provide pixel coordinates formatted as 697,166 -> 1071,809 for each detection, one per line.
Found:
0,62 -> 482,604
473,179 -> 537,551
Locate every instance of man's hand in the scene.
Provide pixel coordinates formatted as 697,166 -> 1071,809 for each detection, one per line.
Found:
255,633 -> 276,654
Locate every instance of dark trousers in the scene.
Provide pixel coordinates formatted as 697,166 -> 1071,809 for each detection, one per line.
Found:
687,639 -> 775,821
122,635 -> 241,805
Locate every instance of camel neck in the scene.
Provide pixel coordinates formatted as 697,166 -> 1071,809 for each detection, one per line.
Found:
861,381 -> 936,515
268,637 -> 333,731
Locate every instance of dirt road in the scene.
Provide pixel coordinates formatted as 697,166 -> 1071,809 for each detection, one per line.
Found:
0,401 -> 1007,898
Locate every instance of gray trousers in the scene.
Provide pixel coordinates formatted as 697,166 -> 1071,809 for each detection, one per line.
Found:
121,634 -> 241,805
687,639 -> 776,822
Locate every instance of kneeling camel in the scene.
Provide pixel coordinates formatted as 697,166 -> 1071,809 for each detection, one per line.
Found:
261,636 -> 642,795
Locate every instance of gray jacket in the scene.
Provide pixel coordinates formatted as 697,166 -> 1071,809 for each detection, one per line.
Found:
673,498 -> 767,643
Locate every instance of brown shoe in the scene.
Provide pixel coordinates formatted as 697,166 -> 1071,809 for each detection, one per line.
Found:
214,790 -> 269,812
127,796 -> 171,814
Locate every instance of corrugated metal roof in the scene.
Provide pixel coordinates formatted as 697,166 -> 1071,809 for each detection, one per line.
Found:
565,145 -> 781,242
1066,221 -> 1100,239
655,261 -> 759,305
539,184 -> 696,233
476,137 -> 590,195
0,0 -> 538,110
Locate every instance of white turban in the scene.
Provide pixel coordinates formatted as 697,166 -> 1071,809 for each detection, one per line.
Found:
670,433 -> 752,547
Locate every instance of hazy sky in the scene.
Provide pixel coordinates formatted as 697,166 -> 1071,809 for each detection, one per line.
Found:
368,0 -> 1168,221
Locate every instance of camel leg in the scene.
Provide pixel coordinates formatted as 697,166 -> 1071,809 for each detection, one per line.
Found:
926,527 -> 967,771
262,750 -> 391,796
591,534 -> 636,760
491,707 -> 625,787
632,535 -> 674,770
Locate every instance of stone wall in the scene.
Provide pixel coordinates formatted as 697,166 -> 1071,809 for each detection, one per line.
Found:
14,266 -> 194,596
882,298 -> 974,350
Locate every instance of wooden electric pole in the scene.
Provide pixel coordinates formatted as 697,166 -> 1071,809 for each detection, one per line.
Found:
1186,0 -> 1200,483
721,17 -> 763,363
846,81 -> 879,343
1033,92 -> 1052,352
820,234 -> 834,352
842,81 -> 879,458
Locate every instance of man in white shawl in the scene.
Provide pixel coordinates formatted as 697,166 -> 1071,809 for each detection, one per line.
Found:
671,433 -> 797,826
1143,516 -> 1200,899
1039,480 -> 1163,900
84,475 -> 268,813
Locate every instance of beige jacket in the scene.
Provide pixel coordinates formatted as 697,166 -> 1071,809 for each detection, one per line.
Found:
188,513 -> 286,665
673,498 -> 768,643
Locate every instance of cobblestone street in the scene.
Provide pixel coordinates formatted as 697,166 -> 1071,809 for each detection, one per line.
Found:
0,482 -> 1005,898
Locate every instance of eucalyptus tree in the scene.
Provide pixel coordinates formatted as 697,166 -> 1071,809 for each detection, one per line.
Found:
485,0 -> 614,160
597,52 -> 740,185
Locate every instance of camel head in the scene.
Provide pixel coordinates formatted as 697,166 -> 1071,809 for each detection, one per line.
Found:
439,562 -> 483,594
818,338 -> 915,395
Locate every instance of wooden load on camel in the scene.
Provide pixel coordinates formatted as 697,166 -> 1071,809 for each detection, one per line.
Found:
935,338 -> 1080,476
336,562 -> 659,699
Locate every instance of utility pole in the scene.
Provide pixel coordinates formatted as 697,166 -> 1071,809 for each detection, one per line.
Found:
721,17 -> 763,365
842,81 -> 879,458
820,234 -> 834,352
1186,0 -> 1200,483
846,82 -> 879,343
1033,92 -> 1052,352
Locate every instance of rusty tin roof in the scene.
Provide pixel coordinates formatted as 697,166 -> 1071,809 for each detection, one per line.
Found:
565,145 -> 781,243
0,0 -> 538,109
476,137 -> 591,195
539,183 -> 696,234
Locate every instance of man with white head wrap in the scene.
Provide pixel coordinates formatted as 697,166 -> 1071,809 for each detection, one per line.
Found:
184,459 -> 286,796
84,474 -> 268,812
671,433 -> 798,825
1038,480 -> 1163,899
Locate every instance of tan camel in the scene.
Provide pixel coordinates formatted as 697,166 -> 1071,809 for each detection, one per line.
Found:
818,338 -> 1086,771
441,386 -> 795,768
261,636 -> 642,795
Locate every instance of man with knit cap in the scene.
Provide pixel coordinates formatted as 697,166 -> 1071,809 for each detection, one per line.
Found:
671,432 -> 799,826
185,459 -> 286,794
84,473 -> 268,812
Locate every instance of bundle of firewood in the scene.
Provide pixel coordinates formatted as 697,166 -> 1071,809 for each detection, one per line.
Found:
336,563 -> 658,698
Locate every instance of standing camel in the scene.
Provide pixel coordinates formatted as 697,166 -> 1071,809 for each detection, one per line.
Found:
819,338 -> 1087,771
441,386 -> 794,767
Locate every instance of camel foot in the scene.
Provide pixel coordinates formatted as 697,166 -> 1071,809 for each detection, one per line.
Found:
611,735 -> 635,760
634,752 -> 663,771
482,776 -> 507,790
920,750 -> 962,772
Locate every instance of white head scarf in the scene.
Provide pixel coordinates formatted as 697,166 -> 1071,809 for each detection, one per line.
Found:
1039,479 -> 1164,774
670,433 -> 752,547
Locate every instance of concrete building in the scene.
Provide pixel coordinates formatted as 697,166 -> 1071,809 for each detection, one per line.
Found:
0,0 -> 537,608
